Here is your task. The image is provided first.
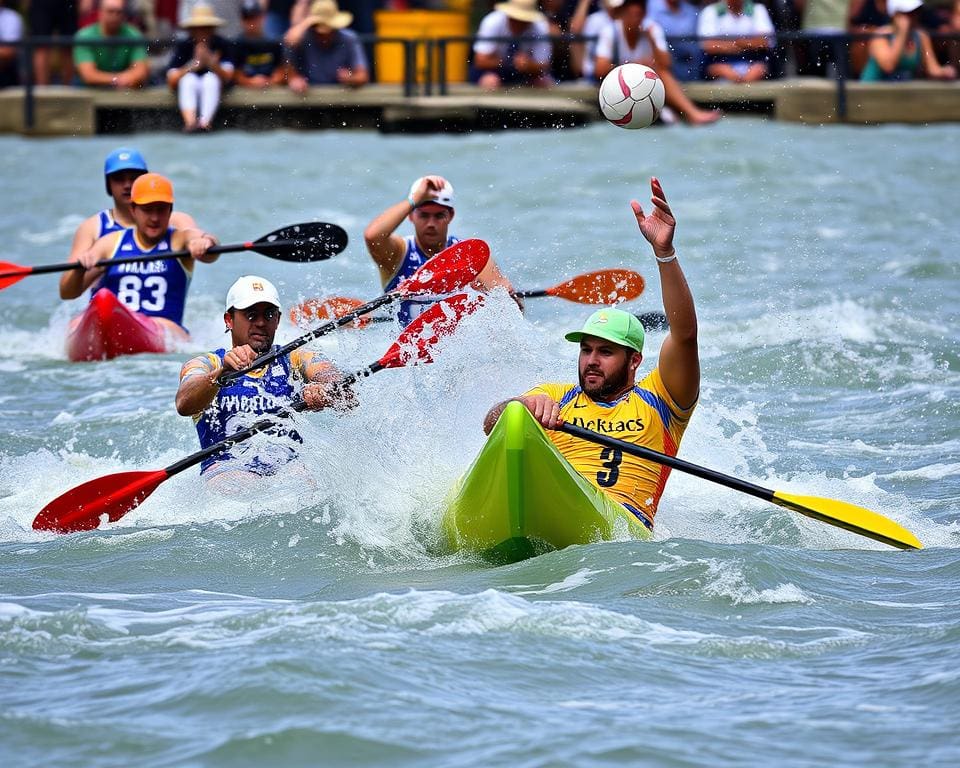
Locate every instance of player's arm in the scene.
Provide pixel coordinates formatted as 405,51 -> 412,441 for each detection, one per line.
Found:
172,227 -> 220,264
483,392 -> 561,435
60,229 -> 119,299
176,353 -> 222,416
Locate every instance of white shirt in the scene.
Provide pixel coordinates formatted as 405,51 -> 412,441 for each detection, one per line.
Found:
582,10 -> 617,79
595,18 -> 669,66
473,10 -> 552,65
696,2 -> 775,40
0,7 -> 23,42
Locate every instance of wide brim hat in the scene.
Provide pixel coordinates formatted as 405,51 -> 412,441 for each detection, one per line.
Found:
181,5 -> 226,28
307,0 -> 353,30
494,0 -> 546,23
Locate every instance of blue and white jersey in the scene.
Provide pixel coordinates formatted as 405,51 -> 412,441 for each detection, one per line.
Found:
183,347 -> 313,475
383,234 -> 459,326
91,227 -> 192,327
96,208 -> 126,239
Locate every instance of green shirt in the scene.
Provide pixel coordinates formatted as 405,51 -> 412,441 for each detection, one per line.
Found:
73,23 -> 147,73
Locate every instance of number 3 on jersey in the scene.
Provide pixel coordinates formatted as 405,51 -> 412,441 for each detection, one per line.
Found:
596,446 -> 622,487
116,274 -> 168,312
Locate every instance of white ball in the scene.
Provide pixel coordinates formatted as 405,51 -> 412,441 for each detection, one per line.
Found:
598,63 -> 666,130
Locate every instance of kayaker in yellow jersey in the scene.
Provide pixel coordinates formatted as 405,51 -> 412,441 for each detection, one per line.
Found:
60,147 -> 201,300
363,174 -> 521,325
60,173 -> 220,337
483,177 -> 698,529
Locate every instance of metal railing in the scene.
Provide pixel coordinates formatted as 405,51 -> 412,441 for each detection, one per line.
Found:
5,30 -> 958,129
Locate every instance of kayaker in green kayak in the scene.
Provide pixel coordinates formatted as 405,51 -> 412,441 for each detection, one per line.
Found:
483,177 -> 699,530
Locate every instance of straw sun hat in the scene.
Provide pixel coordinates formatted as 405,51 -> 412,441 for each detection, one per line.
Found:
306,0 -> 353,30
180,4 -> 226,28
494,0 -> 546,23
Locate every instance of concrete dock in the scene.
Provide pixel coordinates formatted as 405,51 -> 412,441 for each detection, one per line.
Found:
1,79 -> 958,136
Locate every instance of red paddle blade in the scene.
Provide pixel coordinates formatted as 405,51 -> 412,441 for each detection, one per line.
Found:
378,293 -> 481,369
394,239 -> 490,297
288,296 -> 372,328
0,261 -> 31,291
549,269 -> 646,303
32,469 -> 170,534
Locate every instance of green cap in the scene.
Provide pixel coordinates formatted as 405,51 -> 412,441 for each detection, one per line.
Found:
564,308 -> 645,353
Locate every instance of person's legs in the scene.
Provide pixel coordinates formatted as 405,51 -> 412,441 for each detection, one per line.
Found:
177,72 -> 200,130
661,68 -> 722,124
197,72 -> 222,129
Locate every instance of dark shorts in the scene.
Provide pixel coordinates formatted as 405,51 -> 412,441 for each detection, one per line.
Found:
29,0 -> 78,36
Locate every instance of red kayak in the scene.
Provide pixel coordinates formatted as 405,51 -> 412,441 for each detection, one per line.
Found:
66,288 -> 186,362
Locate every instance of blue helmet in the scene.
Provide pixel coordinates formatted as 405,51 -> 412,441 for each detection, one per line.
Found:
103,148 -> 148,194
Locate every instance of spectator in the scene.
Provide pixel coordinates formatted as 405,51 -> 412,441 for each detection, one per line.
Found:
937,0 -> 960,70
268,0 -> 298,39
285,0 -> 369,90
860,0 -> 956,79
794,0 -> 853,77
849,0 -> 890,74
73,0 -> 150,88
595,0 -> 722,123
697,0 -> 776,82
570,0 -> 623,82
233,0 -> 287,87
166,4 -> 235,132
648,0 -> 704,80
178,0 -> 243,39
471,0 -> 554,90
0,0 -> 22,88
28,0 -> 81,85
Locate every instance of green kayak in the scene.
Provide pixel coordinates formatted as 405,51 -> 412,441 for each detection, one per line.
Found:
442,401 -> 652,563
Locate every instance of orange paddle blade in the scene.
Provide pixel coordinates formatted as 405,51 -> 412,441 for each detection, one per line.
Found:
33,470 -> 170,534
547,269 -> 646,303
289,296 -> 373,329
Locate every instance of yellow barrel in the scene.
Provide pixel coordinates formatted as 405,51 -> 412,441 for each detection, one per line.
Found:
373,10 -> 469,85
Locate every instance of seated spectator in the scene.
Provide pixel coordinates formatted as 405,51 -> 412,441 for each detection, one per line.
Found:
595,0 -> 722,123
166,5 -> 235,132
28,0 -> 79,85
648,0 -> 704,81
73,0 -> 149,88
233,0 -> 288,87
795,0 -> 852,78
471,0 -> 554,90
0,0 -> 22,88
697,0 -> 776,83
285,0 -> 369,90
849,0 -> 891,75
860,0 -> 957,79
570,0 -> 623,82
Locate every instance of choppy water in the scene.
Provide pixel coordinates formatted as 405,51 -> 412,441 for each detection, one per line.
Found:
1,121 -> 958,767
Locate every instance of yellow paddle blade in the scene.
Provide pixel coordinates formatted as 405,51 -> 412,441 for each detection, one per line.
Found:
772,492 -> 922,550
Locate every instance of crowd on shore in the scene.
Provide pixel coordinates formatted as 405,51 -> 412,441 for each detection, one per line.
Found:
1,0 -> 957,124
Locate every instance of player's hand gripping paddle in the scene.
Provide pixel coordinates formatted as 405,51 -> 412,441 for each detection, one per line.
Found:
0,222 -> 349,291
32,295 -> 477,534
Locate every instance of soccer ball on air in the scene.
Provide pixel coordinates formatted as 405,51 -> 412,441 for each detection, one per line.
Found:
598,63 -> 666,129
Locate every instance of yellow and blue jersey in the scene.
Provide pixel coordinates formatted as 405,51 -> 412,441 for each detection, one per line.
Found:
179,348 -> 328,475
525,367 -> 697,526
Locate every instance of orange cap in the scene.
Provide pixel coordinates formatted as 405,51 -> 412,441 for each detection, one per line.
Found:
131,173 -> 174,205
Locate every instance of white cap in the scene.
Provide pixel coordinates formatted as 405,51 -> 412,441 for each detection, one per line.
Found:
410,177 -> 455,210
888,0 -> 922,13
225,275 -> 281,312
606,0 -> 625,8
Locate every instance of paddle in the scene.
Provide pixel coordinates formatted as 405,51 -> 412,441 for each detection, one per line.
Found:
0,222 -> 349,291
291,268 -> 648,325
32,295 -> 476,535
224,238 -> 490,384
558,424 -> 922,551
293,294 -> 670,334
514,269 -> 646,303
